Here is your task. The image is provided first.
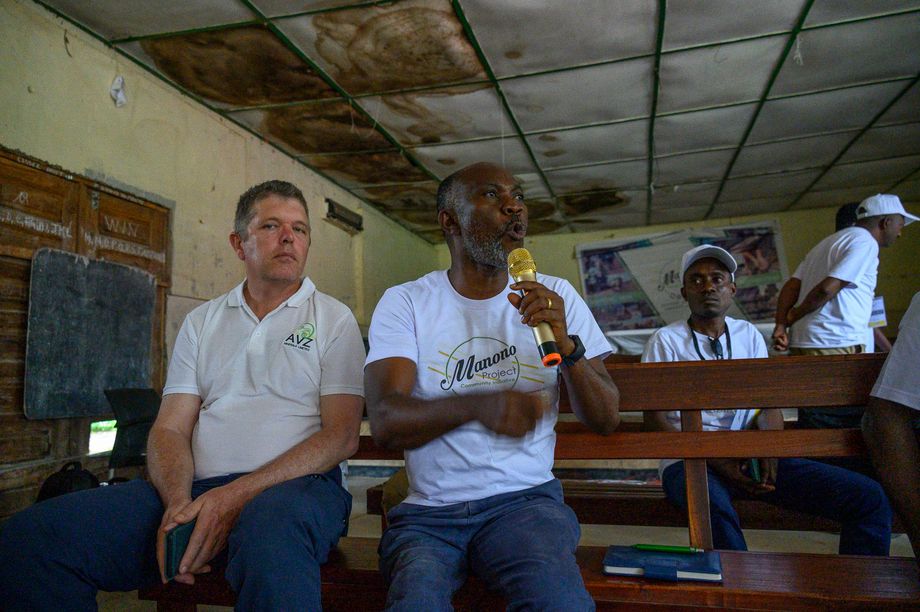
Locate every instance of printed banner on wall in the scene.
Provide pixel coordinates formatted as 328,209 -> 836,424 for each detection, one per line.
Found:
576,222 -> 788,332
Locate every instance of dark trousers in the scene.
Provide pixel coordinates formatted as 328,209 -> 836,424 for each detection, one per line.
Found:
0,471 -> 350,611
379,479 -> 593,612
661,458 -> 892,555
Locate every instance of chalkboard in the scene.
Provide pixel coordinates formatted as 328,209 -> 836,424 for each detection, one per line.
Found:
24,248 -> 156,419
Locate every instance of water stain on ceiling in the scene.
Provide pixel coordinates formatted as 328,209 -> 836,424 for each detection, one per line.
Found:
262,101 -> 391,154
141,26 -> 336,106
361,182 -> 439,210
307,151 -> 431,185
559,191 -> 627,216
312,0 -> 486,94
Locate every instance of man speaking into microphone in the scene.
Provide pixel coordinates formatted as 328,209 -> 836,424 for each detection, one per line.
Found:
365,162 -> 620,611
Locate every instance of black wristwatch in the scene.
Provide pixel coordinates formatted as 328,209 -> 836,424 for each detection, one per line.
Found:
561,334 -> 585,367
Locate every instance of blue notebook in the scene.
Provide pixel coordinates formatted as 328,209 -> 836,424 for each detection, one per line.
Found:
603,546 -> 722,582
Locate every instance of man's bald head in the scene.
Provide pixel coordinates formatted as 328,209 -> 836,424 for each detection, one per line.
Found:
437,162 -> 511,214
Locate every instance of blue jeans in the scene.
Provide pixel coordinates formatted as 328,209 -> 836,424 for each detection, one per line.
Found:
0,469 -> 350,611
379,479 -> 593,612
661,458 -> 892,555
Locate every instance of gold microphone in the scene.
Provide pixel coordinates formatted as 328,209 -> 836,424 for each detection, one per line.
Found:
508,248 -> 562,367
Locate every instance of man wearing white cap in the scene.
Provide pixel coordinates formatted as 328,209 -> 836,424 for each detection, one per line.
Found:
772,194 -> 917,428
644,245 -> 892,554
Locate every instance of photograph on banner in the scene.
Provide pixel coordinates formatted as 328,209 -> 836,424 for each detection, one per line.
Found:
701,224 -> 786,322
576,221 -> 788,333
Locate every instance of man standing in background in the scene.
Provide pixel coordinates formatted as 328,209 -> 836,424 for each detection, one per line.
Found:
772,194 -> 917,429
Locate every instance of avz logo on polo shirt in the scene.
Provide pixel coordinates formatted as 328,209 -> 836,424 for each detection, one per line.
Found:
284,322 -> 315,351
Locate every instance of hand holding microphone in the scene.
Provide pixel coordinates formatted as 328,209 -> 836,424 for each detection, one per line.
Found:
507,248 -> 566,367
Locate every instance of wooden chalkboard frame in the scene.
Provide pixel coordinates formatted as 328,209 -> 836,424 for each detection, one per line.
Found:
24,248 -> 156,419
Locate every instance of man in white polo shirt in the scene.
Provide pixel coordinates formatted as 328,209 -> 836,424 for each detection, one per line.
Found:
644,245 -> 892,555
0,181 -> 365,610
863,291 -> 920,561
772,193 -> 917,428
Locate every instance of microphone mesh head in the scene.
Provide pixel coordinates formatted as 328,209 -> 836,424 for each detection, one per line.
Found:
508,247 -> 536,276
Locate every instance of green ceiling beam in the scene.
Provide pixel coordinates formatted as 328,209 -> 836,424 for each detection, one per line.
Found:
450,0 -> 565,228
646,0 -> 667,225
704,0 -> 816,219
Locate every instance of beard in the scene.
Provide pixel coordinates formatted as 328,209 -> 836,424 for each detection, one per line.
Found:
458,209 -> 522,269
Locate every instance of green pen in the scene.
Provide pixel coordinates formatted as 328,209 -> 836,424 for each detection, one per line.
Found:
750,458 -> 762,483
632,544 -> 704,554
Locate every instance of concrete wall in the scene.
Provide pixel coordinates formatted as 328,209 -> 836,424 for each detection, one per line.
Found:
1,0 -> 437,331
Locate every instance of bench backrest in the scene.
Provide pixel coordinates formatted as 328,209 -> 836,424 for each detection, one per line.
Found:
355,353 -> 886,547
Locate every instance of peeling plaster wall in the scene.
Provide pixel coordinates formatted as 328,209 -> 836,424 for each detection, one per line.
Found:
1,0 -> 436,331
437,206 -> 920,330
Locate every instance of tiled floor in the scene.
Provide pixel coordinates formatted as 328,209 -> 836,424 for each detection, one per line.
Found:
99,475 -> 914,611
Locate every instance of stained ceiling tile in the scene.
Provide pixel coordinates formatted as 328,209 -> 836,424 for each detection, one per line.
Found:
570,191 -> 648,230
545,160 -> 648,194
352,181 -> 439,212
462,0 -> 657,77
502,58 -> 654,132
360,84 -> 511,146
303,151 -> 431,187
252,1 -> 368,18
732,131 -> 857,176
839,123 -> 920,163
720,169 -> 822,200
230,100 -> 391,154
712,196 -> 796,217
409,138 -> 536,179
877,81 -> 920,125
804,0 -> 918,27
772,12 -> 920,96
524,199 -> 558,220
658,36 -> 787,113
653,149 -> 735,186
517,173 -> 552,200
792,184 -> 892,209
558,190 -> 632,217
526,120 -> 648,171
121,26 -> 338,108
664,0 -> 805,50
749,81 -> 907,142
650,206 -> 711,225
651,181 -> 720,209
813,155 -> 920,190
277,0 -> 486,95
40,0 -> 255,40
655,104 -> 757,155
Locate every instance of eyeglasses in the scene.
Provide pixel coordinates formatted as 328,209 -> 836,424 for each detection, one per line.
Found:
709,337 -> 724,360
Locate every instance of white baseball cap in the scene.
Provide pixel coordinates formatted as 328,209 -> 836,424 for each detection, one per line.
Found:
681,244 -> 737,280
856,194 -> 918,225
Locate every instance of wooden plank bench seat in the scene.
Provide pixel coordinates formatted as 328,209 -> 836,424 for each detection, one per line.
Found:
139,536 -> 920,611
140,353 -> 920,610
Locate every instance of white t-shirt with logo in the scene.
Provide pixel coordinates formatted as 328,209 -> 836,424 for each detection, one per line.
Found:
789,227 -> 879,349
164,278 -> 366,480
366,270 -> 610,506
871,291 -> 920,411
641,317 -> 769,474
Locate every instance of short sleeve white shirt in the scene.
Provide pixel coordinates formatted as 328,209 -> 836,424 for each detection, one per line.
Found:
871,291 -> 920,411
366,270 -> 610,506
789,227 -> 879,349
164,278 -> 365,480
641,317 -> 769,474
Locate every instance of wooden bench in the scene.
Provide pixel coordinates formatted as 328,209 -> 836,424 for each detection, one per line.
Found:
140,353 -> 920,610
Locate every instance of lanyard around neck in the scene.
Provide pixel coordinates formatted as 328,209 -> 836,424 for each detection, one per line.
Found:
687,319 -> 732,360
